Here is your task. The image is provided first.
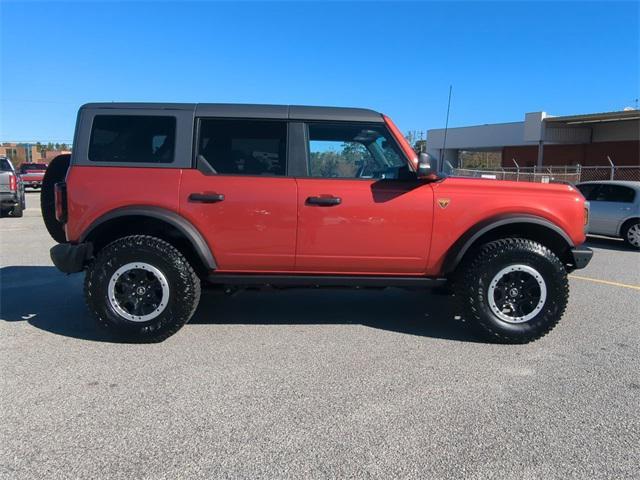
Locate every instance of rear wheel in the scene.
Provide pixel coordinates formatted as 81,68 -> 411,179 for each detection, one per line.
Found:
41,154 -> 71,243
622,220 -> 640,250
85,235 -> 201,342
455,238 -> 568,343
10,201 -> 23,217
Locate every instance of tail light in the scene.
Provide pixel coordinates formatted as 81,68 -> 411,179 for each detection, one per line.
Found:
9,174 -> 16,192
584,201 -> 590,229
54,182 -> 68,222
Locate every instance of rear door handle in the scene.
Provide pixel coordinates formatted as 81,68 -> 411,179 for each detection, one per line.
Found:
188,192 -> 225,203
306,196 -> 342,206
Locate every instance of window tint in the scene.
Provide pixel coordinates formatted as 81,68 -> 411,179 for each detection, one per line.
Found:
576,184 -> 599,200
592,184 -> 635,203
89,115 -> 176,163
0,158 -> 12,172
20,163 -> 48,173
307,123 -> 407,179
197,119 -> 287,176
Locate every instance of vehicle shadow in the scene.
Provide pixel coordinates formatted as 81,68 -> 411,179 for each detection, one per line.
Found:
0,266 -> 109,341
585,235 -> 635,252
0,266 -> 480,343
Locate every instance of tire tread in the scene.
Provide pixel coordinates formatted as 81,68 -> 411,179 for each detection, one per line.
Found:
454,237 -> 568,343
84,235 -> 201,342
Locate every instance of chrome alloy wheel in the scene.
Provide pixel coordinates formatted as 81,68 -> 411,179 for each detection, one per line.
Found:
108,262 -> 169,322
488,264 -> 547,324
627,223 -> 640,248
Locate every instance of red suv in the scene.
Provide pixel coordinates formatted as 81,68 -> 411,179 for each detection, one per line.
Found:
43,103 -> 592,343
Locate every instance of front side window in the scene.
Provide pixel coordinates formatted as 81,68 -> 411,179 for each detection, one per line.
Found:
89,115 -> 176,163
197,119 -> 287,176
576,184 -> 599,200
307,123 -> 407,179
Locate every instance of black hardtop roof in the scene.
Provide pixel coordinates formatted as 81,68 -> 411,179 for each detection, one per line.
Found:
80,103 -> 384,123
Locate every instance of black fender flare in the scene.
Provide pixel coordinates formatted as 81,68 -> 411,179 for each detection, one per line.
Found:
80,206 -> 217,270
442,214 -> 574,274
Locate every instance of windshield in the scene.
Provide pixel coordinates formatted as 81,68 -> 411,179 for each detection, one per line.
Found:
0,158 -> 13,172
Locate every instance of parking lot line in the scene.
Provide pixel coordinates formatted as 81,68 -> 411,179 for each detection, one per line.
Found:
569,274 -> 640,291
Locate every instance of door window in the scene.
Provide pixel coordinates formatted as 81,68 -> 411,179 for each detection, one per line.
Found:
307,123 -> 407,179
576,184 -> 599,200
197,119 -> 287,176
592,184 -> 635,203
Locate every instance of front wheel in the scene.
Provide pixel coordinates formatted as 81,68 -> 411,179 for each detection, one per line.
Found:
85,235 -> 201,342
455,238 -> 568,343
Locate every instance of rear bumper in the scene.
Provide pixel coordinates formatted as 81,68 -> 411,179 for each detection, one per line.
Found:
569,246 -> 593,270
50,242 -> 93,273
0,191 -> 18,207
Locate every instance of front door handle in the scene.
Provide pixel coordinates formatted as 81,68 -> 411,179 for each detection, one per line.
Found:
306,196 -> 342,206
188,192 -> 225,203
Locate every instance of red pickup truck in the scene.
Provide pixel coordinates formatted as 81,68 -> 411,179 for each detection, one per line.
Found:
19,163 -> 48,189
42,103 -> 592,343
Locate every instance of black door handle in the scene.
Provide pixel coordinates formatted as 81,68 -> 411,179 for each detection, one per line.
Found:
188,193 -> 225,203
306,196 -> 342,206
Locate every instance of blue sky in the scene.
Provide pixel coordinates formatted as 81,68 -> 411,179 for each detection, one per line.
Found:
1,1 -> 638,142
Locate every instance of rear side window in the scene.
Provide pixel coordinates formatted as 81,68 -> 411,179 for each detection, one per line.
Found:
89,115 -> 176,163
197,119 -> 287,176
592,184 -> 635,203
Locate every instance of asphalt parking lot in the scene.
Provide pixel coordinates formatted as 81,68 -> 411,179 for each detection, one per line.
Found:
1,192 -> 639,479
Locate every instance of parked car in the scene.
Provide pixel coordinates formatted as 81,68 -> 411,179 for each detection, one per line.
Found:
576,181 -> 640,249
0,156 -> 26,217
42,103 -> 592,343
19,162 -> 48,190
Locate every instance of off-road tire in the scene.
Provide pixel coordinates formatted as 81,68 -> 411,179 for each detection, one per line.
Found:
454,238 -> 568,344
85,235 -> 201,342
621,220 -> 640,250
41,154 -> 71,243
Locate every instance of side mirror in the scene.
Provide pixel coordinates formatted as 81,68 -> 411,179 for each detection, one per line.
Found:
417,152 -> 436,178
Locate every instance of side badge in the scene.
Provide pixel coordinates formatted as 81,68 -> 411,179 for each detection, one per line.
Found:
438,198 -> 451,209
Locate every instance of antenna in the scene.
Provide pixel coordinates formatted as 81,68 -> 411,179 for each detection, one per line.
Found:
441,85 -> 453,161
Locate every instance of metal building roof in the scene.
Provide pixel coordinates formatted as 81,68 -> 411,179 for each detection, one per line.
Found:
545,109 -> 640,124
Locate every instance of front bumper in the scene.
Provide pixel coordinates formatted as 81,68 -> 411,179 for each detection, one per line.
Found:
50,242 -> 93,273
569,246 -> 593,270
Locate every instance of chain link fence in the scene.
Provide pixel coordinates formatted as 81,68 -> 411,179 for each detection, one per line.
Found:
451,164 -> 639,184
578,165 -> 640,182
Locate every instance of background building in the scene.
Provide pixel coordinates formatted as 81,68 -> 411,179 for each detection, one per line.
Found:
427,109 -> 640,169
0,143 -> 71,168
